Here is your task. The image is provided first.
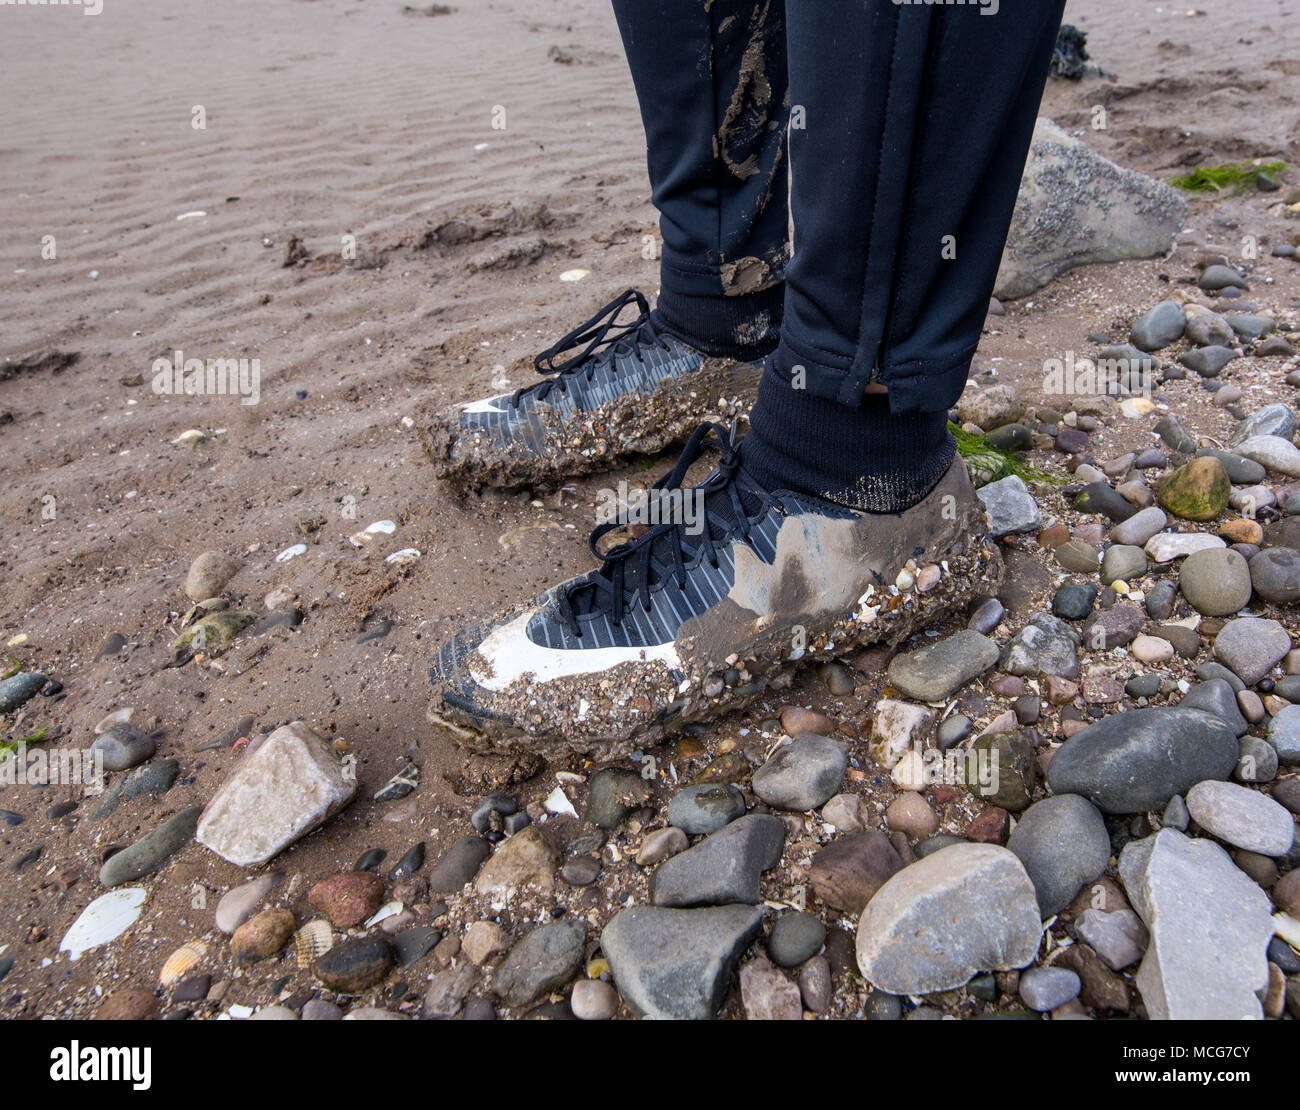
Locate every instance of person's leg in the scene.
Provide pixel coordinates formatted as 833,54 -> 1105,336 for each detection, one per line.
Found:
742,0 -> 1067,512
611,0 -> 790,358
423,0 -> 792,490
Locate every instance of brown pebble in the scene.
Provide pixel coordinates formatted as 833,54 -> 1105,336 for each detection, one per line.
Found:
884,793 -> 938,839
308,871 -> 384,929
1038,524 -> 1070,550
97,988 -> 157,1021
231,907 -> 296,965
1272,869 -> 1300,917
1218,519 -> 1263,545
966,806 -> 1010,845
778,706 -> 834,737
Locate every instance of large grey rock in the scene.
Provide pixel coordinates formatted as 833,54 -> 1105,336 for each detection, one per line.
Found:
1185,781 -> 1295,856
994,118 -> 1187,301
855,843 -> 1041,995
1213,617 -> 1291,685
1006,794 -> 1110,915
650,814 -> 785,907
752,736 -> 847,811
196,722 -> 357,867
601,904 -> 763,1020
1045,708 -> 1238,814
886,630 -> 999,703
1119,829 -> 1274,1019
977,475 -> 1042,537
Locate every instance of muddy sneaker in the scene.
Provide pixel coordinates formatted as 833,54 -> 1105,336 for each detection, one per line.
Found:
428,422 -> 1002,761
420,290 -> 763,488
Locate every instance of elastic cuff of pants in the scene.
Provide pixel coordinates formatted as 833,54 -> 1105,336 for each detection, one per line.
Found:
741,361 -> 956,514
653,282 -> 784,361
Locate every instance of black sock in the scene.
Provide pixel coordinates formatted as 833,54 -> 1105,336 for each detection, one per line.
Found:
740,361 -> 956,514
652,283 -> 784,362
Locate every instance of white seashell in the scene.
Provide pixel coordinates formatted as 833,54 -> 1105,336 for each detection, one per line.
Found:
226,1004 -> 254,1019
348,520 -> 397,547
294,919 -> 333,968
173,428 -> 207,445
176,211 -> 207,220
560,269 -> 590,282
545,786 -> 578,818
160,941 -> 208,986
363,901 -> 405,929
93,707 -> 133,734
385,548 -> 420,566
275,543 -> 308,563
60,888 -> 148,960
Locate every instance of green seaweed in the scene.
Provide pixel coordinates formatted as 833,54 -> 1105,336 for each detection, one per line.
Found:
950,422 -> 1060,488
1167,160 -> 1287,195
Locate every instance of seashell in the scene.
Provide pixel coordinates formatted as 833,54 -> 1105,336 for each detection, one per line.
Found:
560,269 -> 590,282
93,707 -> 134,734
295,919 -> 334,969
176,211 -> 207,221
348,520 -> 397,548
275,543 -> 308,563
160,941 -> 208,986
385,548 -> 420,566
363,901 -> 405,929
173,428 -> 208,445
59,888 -> 148,961
545,786 -> 578,818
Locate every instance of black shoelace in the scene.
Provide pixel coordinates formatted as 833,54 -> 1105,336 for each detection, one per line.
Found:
555,422 -> 765,638
511,289 -> 673,408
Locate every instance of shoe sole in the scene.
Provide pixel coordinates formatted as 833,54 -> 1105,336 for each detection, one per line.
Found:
418,356 -> 762,489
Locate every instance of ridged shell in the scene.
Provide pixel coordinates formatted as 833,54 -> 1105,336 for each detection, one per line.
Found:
295,919 -> 333,968
160,941 -> 208,986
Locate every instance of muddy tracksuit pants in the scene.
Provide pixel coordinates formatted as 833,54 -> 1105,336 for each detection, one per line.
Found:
611,0 -> 1066,420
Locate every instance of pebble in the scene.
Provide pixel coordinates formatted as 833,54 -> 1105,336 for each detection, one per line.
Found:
1145,532 -> 1224,563
871,700 -> 936,767
1250,547 -> 1300,604
1055,539 -> 1100,574
1157,457 -> 1230,522
752,734 -> 847,811
1020,967 -> 1082,1012
1179,548 -> 1252,616
739,957 -> 803,1020
313,936 -> 395,994
474,825 -> 558,897
1155,413 -> 1196,454
666,784 -> 746,835
1080,603 -> 1145,650
1101,544 -> 1147,585
1180,679 -> 1248,736
601,904 -> 763,1020
968,597 -> 1005,634
184,550 -> 241,602
389,842 -> 425,882
492,920 -> 586,1008
392,925 -> 442,968
422,966 -> 477,1018
1131,635 -> 1174,664
374,763 -> 420,802
0,672 -> 47,714
463,921 -> 509,966
1006,794 -> 1111,915
1186,781 -> 1295,856
1198,264 -> 1248,292
977,475 -> 1043,536
651,814 -> 785,907
89,722 -> 156,773
821,793 -> 869,831
808,831 -> 904,914
1130,300 -> 1186,351
767,912 -> 827,968
1234,435 -> 1300,478
778,706 -> 833,736
97,990 -> 158,1021
818,661 -> 856,695
1196,448 -> 1266,485
570,979 -> 618,1020
429,836 -> 493,893
636,826 -> 689,866
1075,908 -> 1149,971
231,907 -> 295,965
856,843 -> 1042,995
215,873 -> 283,934
100,806 -> 201,887
1119,829 -> 1273,1019
1236,736 -> 1278,783
885,630 -> 999,703
1046,707 -> 1238,813
584,767 -> 650,829
1179,346 -> 1237,377
1074,482 -> 1137,523
1213,616 -> 1291,684
308,871 -> 384,929
91,759 -> 180,820
1110,507 -> 1167,547
798,956 -> 833,1013
885,793 -> 939,839
1001,613 -> 1080,679
561,854 -> 601,886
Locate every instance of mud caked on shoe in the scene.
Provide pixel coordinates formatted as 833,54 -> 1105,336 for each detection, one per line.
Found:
429,422 -> 1003,761
420,290 -> 764,488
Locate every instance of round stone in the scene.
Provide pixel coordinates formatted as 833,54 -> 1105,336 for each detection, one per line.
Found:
570,979 -> 618,1020
1250,547 -> 1300,604
1179,548 -> 1252,616
666,784 -> 746,835
1019,966 -> 1082,1011
767,911 -> 827,968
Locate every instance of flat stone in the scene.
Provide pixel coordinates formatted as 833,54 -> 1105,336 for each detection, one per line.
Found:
491,920 -> 586,1007
1119,829 -> 1274,1019
650,814 -> 785,907
1002,613 -> 1080,679
196,722 -> 357,868
601,904 -> 763,1020
1234,435 -> 1300,478
1075,908 -> 1149,971
474,825 -> 558,898
1145,532 -> 1225,562
1186,781 -> 1295,856
1213,617 -> 1291,685
739,957 -> 802,1020
1101,544 -> 1147,585
666,784 -> 746,835
1110,507 -> 1167,546
752,735 -> 847,811
429,836 -> 492,893
100,806 -> 201,887
1019,966 -> 1082,1011
855,843 -> 1042,995
977,475 -> 1042,537
808,831 -> 904,914
886,630 -> 999,703
1006,794 -> 1111,915
1046,708 -> 1238,813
